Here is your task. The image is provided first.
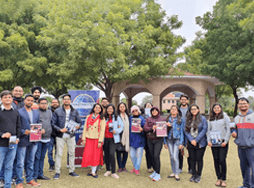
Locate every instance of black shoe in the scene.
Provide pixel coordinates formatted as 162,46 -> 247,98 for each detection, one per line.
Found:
87,173 -> 92,177
188,169 -> 192,174
194,175 -> 201,183
0,179 -> 5,188
53,173 -> 60,180
49,166 -> 55,172
189,175 -> 196,182
37,175 -> 51,180
69,172 -> 79,177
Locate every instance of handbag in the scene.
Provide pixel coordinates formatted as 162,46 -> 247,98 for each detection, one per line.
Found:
115,143 -> 126,152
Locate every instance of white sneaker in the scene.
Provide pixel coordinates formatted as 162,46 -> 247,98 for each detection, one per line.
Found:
104,171 -> 111,177
111,173 -> 119,179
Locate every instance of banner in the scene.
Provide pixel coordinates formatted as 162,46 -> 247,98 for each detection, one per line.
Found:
68,90 -> 100,167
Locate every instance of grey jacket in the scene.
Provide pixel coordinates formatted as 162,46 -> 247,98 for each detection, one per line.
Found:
207,113 -> 231,144
38,109 -> 52,140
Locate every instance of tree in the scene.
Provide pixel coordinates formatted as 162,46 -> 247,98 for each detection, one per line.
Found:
247,96 -> 254,110
195,0 -> 254,117
140,94 -> 153,107
37,0 -> 185,102
120,98 -> 137,106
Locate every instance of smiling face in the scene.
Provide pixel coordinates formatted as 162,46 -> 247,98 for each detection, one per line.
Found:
1,94 -> 13,106
39,99 -> 48,110
170,106 -> 178,116
13,86 -> 23,98
107,106 -> 114,115
93,104 -> 102,115
63,96 -> 71,106
33,90 -> 41,100
190,105 -> 199,116
180,96 -> 188,107
151,108 -> 158,116
213,105 -> 222,115
119,103 -> 126,113
238,99 -> 249,112
24,96 -> 34,108
132,109 -> 139,116
145,103 -> 152,108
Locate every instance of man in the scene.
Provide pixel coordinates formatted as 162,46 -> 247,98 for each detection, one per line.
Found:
101,97 -> 109,114
48,99 -> 60,171
52,94 -> 81,179
12,86 -> 25,110
178,94 -> 191,174
0,91 -> 20,188
232,97 -> 254,188
34,98 -> 52,181
16,94 -> 41,188
30,87 -> 42,104
0,86 -> 24,187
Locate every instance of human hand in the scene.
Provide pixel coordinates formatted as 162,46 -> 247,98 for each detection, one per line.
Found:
166,123 -> 172,127
98,143 -> 102,148
139,127 -> 143,132
41,129 -> 45,134
76,126 -> 80,130
2,132 -> 11,138
152,125 -> 157,130
113,130 -> 116,134
179,145 -> 183,150
231,132 -> 237,138
208,142 -> 212,147
164,144 -> 168,149
221,143 -> 227,147
16,139 -> 19,144
191,140 -> 197,146
60,128 -> 68,133
24,130 -> 31,135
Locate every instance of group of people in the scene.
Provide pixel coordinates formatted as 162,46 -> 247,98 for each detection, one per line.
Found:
0,87 -> 253,188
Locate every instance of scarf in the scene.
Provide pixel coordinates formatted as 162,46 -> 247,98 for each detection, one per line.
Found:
120,113 -> 130,152
86,114 -> 101,137
13,97 -> 23,105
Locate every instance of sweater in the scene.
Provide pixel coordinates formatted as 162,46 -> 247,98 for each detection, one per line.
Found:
234,109 -> 254,148
129,115 -> 146,148
37,109 -> 52,141
144,115 -> 166,141
0,107 -> 21,147
82,116 -> 106,143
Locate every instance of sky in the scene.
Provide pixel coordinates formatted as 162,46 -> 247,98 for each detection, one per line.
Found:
94,0 -> 254,104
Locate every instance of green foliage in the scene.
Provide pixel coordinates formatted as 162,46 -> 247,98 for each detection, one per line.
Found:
247,96 -> 254,110
224,108 -> 235,117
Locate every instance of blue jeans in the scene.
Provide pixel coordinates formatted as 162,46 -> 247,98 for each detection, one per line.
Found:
0,155 -> 17,180
129,146 -> 144,170
0,145 -> 17,188
238,147 -> 254,188
48,137 -> 56,167
34,142 -> 50,178
116,150 -> 128,169
166,138 -> 180,175
16,143 -> 38,184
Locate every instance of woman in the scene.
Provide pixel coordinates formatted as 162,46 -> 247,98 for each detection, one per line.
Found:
103,104 -> 124,179
129,105 -> 146,175
184,104 -> 207,183
144,107 -> 166,181
81,103 -> 106,178
116,102 -> 130,173
207,103 -> 230,187
164,105 -> 184,181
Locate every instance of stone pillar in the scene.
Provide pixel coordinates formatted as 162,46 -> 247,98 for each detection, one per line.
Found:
127,98 -> 132,110
112,96 -> 120,108
196,95 -> 205,114
209,96 -> 216,109
189,98 -> 196,105
153,95 -> 160,110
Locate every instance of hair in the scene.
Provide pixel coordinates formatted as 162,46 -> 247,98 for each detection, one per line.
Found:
209,103 -> 224,121
140,107 -> 145,115
0,90 -> 13,98
185,104 -> 201,133
238,97 -> 249,104
101,97 -> 109,102
51,98 -> 59,103
144,102 -> 153,108
38,98 -> 48,104
166,105 -> 182,124
24,94 -> 34,99
89,103 -> 104,120
104,104 -> 117,121
117,102 -> 130,117
180,94 -> 189,100
62,94 -> 71,99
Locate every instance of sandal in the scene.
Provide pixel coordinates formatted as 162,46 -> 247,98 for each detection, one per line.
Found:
215,179 -> 221,186
221,181 -> 226,187
167,174 -> 175,178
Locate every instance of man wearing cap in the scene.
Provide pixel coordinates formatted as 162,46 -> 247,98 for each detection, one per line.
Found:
52,94 -> 81,179
16,94 -> 41,188
232,97 -> 254,188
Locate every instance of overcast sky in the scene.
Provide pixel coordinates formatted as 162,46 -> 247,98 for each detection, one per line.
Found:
95,0 -> 254,103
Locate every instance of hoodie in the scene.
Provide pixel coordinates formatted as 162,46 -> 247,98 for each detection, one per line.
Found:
234,109 -> 254,148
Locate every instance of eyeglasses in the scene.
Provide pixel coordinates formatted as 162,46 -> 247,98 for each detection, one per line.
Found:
191,108 -> 198,111
63,99 -> 71,101
40,103 -> 47,105
238,103 -> 248,106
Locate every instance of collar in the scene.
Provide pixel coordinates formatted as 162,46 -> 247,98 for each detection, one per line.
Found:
1,105 -> 14,111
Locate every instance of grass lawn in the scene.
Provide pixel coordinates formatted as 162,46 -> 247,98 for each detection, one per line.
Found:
37,139 -> 242,188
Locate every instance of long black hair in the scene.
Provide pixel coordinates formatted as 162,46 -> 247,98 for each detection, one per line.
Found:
117,102 -> 130,117
89,103 -> 104,120
166,105 -> 182,124
185,104 -> 201,133
104,104 -> 117,121
209,103 -> 224,121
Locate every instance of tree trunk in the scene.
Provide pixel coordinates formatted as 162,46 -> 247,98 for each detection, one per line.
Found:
232,86 -> 238,117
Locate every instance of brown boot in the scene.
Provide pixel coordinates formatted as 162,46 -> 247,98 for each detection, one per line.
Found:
16,183 -> 24,188
27,180 -> 41,187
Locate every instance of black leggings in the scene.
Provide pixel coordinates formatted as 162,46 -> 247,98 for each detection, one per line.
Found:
179,149 -> 191,171
188,141 -> 206,176
211,144 -> 229,180
103,138 -> 116,173
146,139 -> 163,174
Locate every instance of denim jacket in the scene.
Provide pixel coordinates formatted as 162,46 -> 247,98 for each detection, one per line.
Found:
106,115 -> 124,143
184,115 -> 208,148
164,117 -> 185,145
51,105 -> 81,138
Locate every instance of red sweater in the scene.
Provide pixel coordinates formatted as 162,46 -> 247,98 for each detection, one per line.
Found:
105,118 -> 113,138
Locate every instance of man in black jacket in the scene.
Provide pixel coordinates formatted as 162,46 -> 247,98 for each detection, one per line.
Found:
12,86 -> 24,110
52,94 -> 81,179
0,91 -> 20,188
48,98 -> 60,171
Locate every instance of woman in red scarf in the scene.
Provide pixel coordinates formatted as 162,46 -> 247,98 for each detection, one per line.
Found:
81,103 -> 106,178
